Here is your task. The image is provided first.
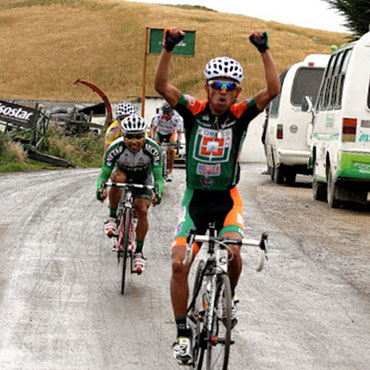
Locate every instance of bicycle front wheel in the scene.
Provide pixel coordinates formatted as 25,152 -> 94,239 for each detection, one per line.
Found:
188,261 -> 205,369
206,274 -> 232,370
162,151 -> 168,179
120,208 -> 132,295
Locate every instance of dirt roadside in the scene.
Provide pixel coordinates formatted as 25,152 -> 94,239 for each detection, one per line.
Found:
0,165 -> 369,370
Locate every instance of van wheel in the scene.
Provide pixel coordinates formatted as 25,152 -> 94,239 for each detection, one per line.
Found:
270,150 -> 275,181
274,165 -> 285,184
313,178 -> 327,201
312,165 -> 327,201
327,169 -> 341,208
285,170 -> 296,186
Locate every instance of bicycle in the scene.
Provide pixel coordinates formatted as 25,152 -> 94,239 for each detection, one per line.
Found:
160,140 -> 170,181
183,223 -> 268,369
103,180 -> 156,295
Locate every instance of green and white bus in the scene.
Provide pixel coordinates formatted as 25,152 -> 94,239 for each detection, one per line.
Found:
308,32 -> 370,208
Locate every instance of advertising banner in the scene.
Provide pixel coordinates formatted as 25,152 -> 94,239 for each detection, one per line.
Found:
0,100 -> 39,128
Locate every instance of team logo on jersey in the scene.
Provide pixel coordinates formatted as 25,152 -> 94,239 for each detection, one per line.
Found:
185,94 -> 196,107
145,142 -> 161,166
174,206 -> 187,236
193,127 -> 232,162
200,177 -> 214,187
106,145 -> 123,167
196,163 -> 221,176
110,125 -> 120,135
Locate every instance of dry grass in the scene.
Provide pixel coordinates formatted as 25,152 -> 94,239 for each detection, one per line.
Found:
0,0 -> 348,102
6,141 -> 28,163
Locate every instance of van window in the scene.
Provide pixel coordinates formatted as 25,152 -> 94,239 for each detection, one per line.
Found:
368,79 -> 370,109
336,49 -> 352,108
269,68 -> 289,118
318,55 -> 336,110
318,48 -> 352,111
291,67 -> 325,106
330,52 -> 345,108
325,54 -> 341,110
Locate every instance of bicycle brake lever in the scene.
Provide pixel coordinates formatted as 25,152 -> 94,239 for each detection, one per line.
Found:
183,228 -> 197,266
186,227 -> 197,243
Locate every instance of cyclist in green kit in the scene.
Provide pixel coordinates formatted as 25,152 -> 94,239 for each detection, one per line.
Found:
154,26 -> 280,365
96,114 -> 164,274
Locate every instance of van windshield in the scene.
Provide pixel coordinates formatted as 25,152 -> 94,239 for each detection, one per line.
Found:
291,67 -> 325,106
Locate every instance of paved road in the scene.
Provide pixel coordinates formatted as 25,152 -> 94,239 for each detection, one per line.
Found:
0,165 -> 369,370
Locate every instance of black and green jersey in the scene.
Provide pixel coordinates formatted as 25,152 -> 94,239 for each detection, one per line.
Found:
96,137 -> 164,195
174,93 -> 261,190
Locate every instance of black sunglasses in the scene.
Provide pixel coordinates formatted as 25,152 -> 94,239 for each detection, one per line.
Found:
125,134 -> 145,141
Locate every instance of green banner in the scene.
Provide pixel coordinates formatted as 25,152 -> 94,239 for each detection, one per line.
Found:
148,28 -> 196,56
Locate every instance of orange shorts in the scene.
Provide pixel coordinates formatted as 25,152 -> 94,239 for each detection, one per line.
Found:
171,186 -> 244,249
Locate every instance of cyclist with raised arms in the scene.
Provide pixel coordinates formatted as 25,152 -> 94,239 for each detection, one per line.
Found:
104,102 -> 137,157
150,102 -> 183,181
154,26 -> 280,365
96,114 -> 164,274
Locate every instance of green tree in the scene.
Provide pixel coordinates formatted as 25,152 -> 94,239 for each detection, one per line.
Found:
323,0 -> 370,38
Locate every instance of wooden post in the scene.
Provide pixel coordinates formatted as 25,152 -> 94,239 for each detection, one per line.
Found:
141,27 -> 150,118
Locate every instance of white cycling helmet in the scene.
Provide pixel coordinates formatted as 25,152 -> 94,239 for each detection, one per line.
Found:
204,56 -> 244,83
121,114 -> 147,134
115,102 -> 136,117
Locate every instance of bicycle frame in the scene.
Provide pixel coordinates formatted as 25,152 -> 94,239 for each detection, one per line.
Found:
104,181 -> 154,294
116,187 -> 135,258
160,141 -> 170,180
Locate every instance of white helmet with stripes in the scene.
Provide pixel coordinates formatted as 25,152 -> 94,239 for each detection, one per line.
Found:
204,56 -> 244,83
120,114 -> 147,134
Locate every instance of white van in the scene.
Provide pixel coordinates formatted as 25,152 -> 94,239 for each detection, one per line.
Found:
308,32 -> 370,208
265,54 -> 330,184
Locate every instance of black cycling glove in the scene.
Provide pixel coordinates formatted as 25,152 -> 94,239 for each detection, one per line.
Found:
249,31 -> 269,52
163,27 -> 184,52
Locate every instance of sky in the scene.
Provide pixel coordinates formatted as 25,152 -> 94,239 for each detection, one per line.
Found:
126,0 -> 349,33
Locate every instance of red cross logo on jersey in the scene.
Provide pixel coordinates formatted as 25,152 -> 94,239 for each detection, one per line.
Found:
200,137 -> 224,156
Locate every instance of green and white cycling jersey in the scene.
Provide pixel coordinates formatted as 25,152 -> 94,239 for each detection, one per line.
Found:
96,136 -> 164,195
174,93 -> 261,190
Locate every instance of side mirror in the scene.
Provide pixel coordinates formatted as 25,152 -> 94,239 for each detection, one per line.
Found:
301,96 -> 313,112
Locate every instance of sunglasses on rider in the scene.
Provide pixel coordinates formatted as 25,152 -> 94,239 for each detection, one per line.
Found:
207,80 -> 239,91
125,134 -> 145,141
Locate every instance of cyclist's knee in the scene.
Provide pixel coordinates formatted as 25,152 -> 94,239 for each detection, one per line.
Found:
135,207 -> 148,219
111,168 -> 126,182
171,247 -> 188,275
172,259 -> 189,277
228,244 -> 241,260
135,199 -> 151,217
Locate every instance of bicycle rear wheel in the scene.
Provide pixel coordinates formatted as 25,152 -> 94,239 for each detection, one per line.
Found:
206,274 -> 232,370
120,208 -> 132,295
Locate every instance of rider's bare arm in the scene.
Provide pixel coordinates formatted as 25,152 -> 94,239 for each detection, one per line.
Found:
150,125 -> 157,139
154,27 -> 184,107
249,30 -> 280,111
176,129 -> 182,142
